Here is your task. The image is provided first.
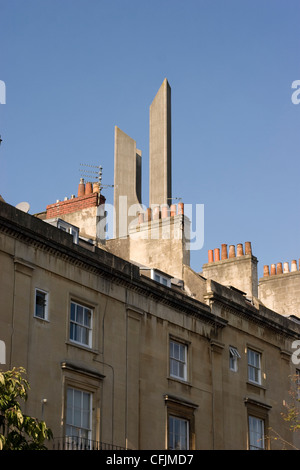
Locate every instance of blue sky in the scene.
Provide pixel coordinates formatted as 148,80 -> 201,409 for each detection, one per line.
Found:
0,0 -> 299,277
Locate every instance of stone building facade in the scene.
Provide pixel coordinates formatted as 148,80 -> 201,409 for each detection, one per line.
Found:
0,80 -> 300,450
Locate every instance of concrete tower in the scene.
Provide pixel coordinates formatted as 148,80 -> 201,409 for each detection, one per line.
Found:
149,78 -> 172,208
113,126 -> 143,238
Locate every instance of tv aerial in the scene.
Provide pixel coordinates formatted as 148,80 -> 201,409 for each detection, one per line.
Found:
79,163 -> 114,194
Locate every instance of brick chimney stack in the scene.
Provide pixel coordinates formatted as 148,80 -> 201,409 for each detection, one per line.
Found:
202,241 -> 258,299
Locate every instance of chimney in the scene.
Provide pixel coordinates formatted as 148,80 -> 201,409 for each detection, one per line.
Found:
277,262 -> 283,275
145,208 -> 152,222
93,182 -> 100,193
138,212 -> 144,224
221,244 -> 228,260
202,241 -> 258,299
85,182 -> 93,195
153,206 -> 160,220
291,260 -> 297,272
178,202 -> 184,215
170,204 -> 176,217
270,264 -> 276,275
214,248 -> 220,262
264,265 -> 270,277
245,241 -> 252,255
78,178 -> 85,197
229,245 -> 236,258
237,243 -> 244,257
161,205 -> 169,219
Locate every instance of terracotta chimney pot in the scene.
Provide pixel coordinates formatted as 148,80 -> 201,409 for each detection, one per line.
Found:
263,265 -> 270,277
291,260 -> 297,272
178,202 -> 184,215
236,243 -> 244,257
93,182 -> 100,193
283,262 -> 289,273
229,245 -> 236,258
208,250 -> 214,263
221,244 -> 228,260
138,212 -> 144,224
277,262 -> 283,274
85,182 -> 93,195
214,248 -> 220,262
153,206 -> 160,220
145,208 -> 152,222
78,178 -> 85,197
161,205 -> 169,219
170,204 -> 176,217
270,264 -> 276,275
245,241 -> 252,255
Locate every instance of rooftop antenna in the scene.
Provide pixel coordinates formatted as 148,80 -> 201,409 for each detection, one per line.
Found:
167,197 -> 182,203
79,163 -> 114,195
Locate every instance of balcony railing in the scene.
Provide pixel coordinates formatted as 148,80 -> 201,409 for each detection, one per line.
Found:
52,437 -> 128,451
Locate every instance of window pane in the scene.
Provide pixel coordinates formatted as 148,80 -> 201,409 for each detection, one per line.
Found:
66,387 -> 92,442
249,416 -> 264,450
70,302 -> 92,347
35,290 -> 47,319
76,305 -> 83,324
248,349 -> 261,384
70,302 -> 76,321
180,345 -> 185,362
169,416 -> 188,450
174,342 -> 180,359
84,309 -> 91,327
170,341 -> 187,380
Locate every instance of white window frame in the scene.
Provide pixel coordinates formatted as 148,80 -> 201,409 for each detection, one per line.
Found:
168,415 -> 189,450
247,349 -> 262,385
65,387 -> 92,449
57,219 -> 79,244
151,269 -> 171,287
34,288 -> 49,320
249,415 -> 265,450
169,340 -> 187,381
69,301 -> 93,348
229,346 -> 241,372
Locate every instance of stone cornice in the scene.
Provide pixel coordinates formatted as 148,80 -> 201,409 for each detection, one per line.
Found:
0,202 -> 226,329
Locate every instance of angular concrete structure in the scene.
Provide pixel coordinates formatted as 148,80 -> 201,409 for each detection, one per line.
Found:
113,126 -> 143,238
149,78 -> 172,207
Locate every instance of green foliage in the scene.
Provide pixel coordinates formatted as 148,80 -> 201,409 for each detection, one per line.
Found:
281,373 -> 300,434
0,367 -> 53,450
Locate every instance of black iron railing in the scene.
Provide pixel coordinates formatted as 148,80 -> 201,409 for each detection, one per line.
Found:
52,437 -> 127,451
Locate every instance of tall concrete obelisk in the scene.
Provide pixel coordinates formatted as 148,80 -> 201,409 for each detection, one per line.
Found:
113,126 -> 142,238
149,78 -> 172,208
